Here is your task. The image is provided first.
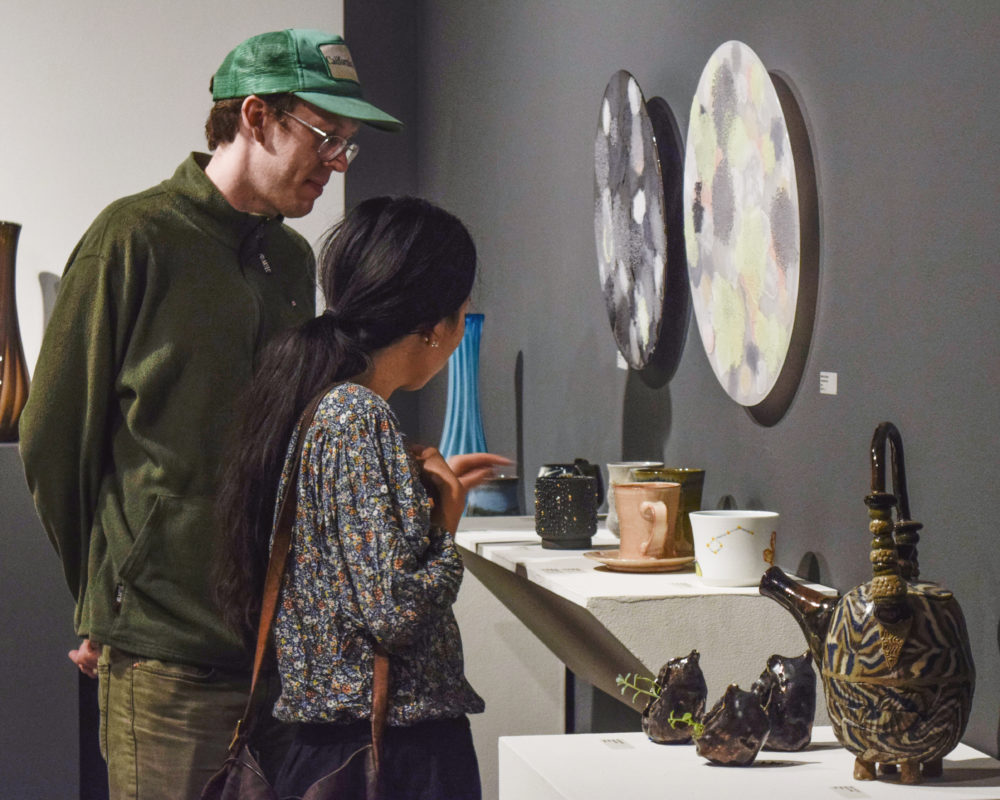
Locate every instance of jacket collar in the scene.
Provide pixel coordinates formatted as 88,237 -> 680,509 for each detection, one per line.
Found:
167,153 -> 285,254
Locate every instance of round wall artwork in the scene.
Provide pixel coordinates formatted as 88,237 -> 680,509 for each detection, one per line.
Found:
683,41 -> 801,407
594,70 -> 670,371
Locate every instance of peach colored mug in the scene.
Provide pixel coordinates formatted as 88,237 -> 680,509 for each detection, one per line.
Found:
613,482 -> 683,560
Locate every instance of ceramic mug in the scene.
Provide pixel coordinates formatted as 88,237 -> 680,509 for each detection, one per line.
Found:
466,475 -> 521,516
689,510 -> 779,586
605,461 -> 663,535
534,475 -> 599,549
630,467 -> 705,554
538,459 -> 605,507
614,482 -> 682,560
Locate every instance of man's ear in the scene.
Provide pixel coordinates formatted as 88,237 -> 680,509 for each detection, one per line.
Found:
241,95 -> 270,144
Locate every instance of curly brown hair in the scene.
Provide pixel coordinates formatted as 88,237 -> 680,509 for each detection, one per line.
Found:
203,92 -> 297,150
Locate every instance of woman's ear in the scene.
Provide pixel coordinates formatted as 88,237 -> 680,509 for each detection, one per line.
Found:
430,315 -> 461,342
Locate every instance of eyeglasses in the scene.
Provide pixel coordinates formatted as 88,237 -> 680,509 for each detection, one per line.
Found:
278,109 -> 360,166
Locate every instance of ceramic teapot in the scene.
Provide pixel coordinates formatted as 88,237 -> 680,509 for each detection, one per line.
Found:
759,422 -> 975,784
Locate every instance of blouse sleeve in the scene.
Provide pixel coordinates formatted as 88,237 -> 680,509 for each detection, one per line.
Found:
321,400 -> 464,650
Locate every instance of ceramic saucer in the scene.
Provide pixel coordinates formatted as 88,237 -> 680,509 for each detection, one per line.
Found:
584,550 -> 695,573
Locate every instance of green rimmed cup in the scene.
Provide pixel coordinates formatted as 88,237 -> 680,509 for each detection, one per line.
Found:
629,467 -> 705,554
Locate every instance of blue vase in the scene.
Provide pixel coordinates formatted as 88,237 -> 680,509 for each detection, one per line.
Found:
439,313 -> 487,459
439,314 -> 520,516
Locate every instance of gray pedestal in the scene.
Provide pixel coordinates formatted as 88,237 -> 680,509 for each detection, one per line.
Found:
1,443 -> 80,798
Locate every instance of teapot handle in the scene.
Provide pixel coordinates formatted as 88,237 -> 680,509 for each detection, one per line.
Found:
870,422 -> 923,580
867,423 -> 915,669
870,422 -> 910,518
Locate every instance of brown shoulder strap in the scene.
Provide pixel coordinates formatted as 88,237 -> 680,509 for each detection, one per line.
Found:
233,384 -> 391,761
370,646 -> 390,771
231,386 -> 332,747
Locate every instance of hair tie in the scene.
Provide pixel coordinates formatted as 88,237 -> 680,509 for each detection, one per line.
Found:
322,308 -> 365,344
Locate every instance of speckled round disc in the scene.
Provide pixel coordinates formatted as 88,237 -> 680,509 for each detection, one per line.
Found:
594,71 -> 669,370
683,41 -> 800,406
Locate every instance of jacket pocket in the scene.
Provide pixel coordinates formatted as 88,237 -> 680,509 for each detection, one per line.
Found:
118,494 -> 214,590
117,495 -> 165,584
112,494 -> 242,662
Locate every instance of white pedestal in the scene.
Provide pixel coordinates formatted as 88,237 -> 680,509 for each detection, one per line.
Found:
499,726 -> 1000,799
457,517 -> 836,718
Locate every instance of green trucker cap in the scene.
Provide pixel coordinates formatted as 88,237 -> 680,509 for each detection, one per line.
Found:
211,29 -> 403,132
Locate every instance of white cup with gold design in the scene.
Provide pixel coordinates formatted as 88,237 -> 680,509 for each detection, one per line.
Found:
689,510 -> 778,586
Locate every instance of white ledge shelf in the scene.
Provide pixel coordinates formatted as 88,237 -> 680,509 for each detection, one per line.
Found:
457,516 -> 837,716
498,726 -> 1000,799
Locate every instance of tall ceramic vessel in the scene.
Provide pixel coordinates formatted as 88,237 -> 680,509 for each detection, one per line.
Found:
439,314 -> 517,515
439,313 -> 487,458
0,221 -> 29,442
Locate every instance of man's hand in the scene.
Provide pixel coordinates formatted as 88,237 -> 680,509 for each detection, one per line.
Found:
69,638 -> 101,679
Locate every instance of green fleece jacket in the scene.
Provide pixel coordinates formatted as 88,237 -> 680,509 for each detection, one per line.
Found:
20,153 -> 316,669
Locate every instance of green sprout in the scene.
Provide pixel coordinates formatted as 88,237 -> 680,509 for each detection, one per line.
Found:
667,711 -> 705,738
616,673 -> 660,703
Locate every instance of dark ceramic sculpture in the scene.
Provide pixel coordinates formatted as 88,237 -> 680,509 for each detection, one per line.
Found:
642,649 -> 708,744
695,683 -> 770,766
753,652 -> 815,751
759,422 -> 975,784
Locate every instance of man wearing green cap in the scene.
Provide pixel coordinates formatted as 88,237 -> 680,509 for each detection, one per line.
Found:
20,29 -> 402,800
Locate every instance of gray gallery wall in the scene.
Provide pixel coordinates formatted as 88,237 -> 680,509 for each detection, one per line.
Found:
345,0 -> 422,434
346,0 -> 1000,758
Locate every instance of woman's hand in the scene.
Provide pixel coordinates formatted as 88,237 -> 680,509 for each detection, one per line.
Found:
410,445 -> 467,533
411,448 -> 514,532
446,452 -> 513,492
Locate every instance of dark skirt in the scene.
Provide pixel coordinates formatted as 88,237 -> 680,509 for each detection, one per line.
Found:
273,715 -> 481,800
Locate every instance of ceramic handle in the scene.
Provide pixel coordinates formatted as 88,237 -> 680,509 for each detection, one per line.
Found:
639,500 -> 668,557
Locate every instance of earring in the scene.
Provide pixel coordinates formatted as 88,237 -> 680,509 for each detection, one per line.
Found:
424,337 -> 440,348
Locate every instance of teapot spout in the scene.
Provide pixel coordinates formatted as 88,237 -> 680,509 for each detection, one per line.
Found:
759,566 -> 838,666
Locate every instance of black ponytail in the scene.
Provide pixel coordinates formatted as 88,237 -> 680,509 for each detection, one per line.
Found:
215,196 -> 477,641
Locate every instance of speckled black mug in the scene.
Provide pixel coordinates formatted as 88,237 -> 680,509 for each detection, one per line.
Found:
534,475 -> 599,549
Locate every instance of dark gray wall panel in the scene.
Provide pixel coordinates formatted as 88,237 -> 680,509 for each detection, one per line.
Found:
343,0 -> 999,756
1,444 -> 78,796
407,0 -> 1000,756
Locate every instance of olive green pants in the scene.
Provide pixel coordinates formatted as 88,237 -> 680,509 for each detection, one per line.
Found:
97,646 -> 291,800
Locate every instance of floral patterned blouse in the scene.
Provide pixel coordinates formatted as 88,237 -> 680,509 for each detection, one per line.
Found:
271,383 -> 484,725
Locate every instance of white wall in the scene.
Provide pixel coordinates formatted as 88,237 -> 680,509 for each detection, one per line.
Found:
0,1 -> 347,373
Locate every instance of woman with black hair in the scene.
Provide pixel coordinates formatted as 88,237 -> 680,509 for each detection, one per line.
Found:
215,196 -> 507,799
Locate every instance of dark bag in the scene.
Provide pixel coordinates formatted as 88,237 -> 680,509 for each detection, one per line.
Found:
200,739 -> 378,800
201,389 -> 390,800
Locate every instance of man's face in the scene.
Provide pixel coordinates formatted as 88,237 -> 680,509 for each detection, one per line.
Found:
252,101 -> 361,218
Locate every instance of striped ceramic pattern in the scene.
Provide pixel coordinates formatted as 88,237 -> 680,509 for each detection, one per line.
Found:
822,581 -> 975,763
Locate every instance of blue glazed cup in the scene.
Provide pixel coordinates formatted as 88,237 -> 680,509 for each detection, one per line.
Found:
466,476 -> 521,516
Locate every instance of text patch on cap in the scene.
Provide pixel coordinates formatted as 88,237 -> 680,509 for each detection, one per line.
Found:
320,44 -> 358,82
